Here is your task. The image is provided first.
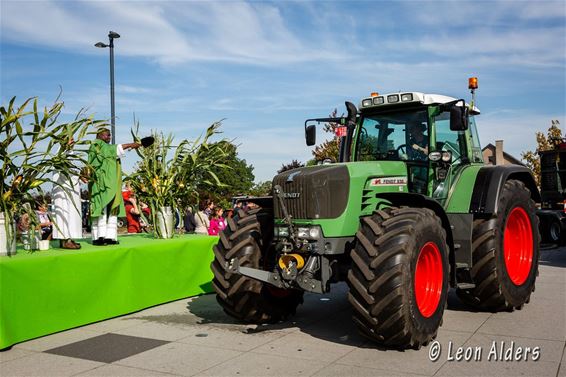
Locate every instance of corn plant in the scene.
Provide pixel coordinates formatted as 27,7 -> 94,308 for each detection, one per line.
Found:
127,120 -> 229,238
0,96 -> 101,247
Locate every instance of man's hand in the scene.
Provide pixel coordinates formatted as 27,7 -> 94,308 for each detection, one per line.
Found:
123,142 -> 141,150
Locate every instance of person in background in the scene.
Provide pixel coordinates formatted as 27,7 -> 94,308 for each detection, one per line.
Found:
122,190 -> 141,233
194,199 -> 211,235
184,206 -> 197,233
88,127 -> 140,246
52,139 -> 85,249
208,207 -> 226,235
203,198 -> 214,217
36,201 -> 53,240
139,201 -> 150,232
224,208 -> 234,220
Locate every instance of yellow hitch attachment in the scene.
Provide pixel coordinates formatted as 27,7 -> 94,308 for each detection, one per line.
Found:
278,253 -> 305,270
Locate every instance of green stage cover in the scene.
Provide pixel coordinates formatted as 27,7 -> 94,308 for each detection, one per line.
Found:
0,234 -> 217,349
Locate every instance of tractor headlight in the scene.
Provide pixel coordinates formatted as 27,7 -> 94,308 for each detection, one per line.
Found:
441,151 -> 452,162
297,226 -> 321,240
275,226 -> 290,238
428,151 -> 442,162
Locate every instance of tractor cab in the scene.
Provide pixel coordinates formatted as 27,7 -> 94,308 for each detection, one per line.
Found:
305,91 -> 484,201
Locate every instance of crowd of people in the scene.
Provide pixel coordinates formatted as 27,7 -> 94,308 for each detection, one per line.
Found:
15,127 -> 239,250
183,199 -> 236,236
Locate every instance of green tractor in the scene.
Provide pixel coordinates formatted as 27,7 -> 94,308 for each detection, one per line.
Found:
211,79 -> 540,349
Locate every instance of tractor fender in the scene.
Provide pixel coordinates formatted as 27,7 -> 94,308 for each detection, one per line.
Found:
469,165 -> 540,216
375,192 -> 458,285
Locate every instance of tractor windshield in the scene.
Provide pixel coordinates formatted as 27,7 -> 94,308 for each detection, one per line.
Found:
355,109 -> 429,162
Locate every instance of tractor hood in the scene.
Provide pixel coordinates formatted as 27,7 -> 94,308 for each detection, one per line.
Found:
273,161 -> 409,234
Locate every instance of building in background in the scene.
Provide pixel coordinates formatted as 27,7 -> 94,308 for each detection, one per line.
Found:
482,140 -> 524,166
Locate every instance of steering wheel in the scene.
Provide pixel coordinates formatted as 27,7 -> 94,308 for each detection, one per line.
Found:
396,144 -> 408,160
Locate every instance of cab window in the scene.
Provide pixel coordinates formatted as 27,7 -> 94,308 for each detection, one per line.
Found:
356,110 -> 429,162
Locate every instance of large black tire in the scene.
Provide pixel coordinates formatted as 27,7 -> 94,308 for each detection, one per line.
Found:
541,216 -> 562,245
211,207 -> 303,323
348,207 -> 449,349
456,180 -> 539,311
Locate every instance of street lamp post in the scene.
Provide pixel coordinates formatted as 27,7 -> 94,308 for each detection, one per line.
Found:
95,31 -> 120,144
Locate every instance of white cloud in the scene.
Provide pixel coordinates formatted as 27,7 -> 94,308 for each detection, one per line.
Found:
1,1 -> 342,66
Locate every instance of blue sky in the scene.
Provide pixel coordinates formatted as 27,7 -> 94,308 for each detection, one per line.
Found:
1,0 -> 565,182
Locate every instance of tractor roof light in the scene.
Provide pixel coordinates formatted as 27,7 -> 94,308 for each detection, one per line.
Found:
468,77 -> 478,90
387,94 -> 399,103
401,93 -> 413,102
373,96 -> 384,105
362,99 -> 372,107
370,92 -> 379,97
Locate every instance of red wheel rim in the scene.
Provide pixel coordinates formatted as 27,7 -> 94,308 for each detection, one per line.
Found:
504,207 -> 533,285
414,242 -> 443,318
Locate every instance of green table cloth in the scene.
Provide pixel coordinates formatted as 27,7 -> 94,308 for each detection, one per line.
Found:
0,234 -> 217,349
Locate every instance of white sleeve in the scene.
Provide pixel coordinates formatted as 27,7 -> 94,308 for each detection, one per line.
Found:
117,144 -> 126,158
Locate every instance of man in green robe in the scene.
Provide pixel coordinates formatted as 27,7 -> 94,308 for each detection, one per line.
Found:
89,128 -> 140,246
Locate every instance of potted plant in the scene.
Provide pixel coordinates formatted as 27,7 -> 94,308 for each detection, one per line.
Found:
1,97 -> 100,255
127,121 -> 229,238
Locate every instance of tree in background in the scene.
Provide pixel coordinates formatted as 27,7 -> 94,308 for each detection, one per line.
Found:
311,108 -> 342,163
249,180 -> 272,196
521,120 -> 562,186
277,159 -> 305,174
198,141 -> 255,208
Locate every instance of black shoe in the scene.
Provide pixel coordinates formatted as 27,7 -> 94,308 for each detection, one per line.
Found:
104,239 -> 119,245
92,237 -> 107,246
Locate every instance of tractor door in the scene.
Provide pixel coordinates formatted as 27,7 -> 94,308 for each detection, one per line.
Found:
429,111 -> 482,201
355,109 -> 430,194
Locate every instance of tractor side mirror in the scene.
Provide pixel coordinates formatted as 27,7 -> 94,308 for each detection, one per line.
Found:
305,124 -> 316,146
345,101 -> 358,128
450,102 -> 469,131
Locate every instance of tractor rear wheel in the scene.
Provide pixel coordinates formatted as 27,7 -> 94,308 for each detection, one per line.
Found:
211,207 -> 303,323
456,179 -> 539,311
348,207 -> 449,349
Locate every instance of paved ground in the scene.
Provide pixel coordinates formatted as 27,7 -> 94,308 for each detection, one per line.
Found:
1,246 -> 565,377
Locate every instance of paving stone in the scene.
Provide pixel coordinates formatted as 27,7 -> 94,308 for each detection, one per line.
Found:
45,333 -> 169,363
113,321 -> 197,342
0,347 -> 36,363
478,297 -> 566,341
312,363 -> 420,376
252,331 -> 361,363
80,317 -> 145,334
176,325 -> 288,351
335,329 -> 472,376
435,359 -> 559,376
116,342 -> 241,376
77,363 -> 180,376
0,352 -> 102,376
195,352 -> 328,377
14,328 -> 100,352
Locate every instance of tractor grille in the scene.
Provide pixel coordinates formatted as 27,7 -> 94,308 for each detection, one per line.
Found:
272,165 -> 349,219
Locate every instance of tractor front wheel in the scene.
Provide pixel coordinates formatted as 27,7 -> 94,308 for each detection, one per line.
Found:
456,179 -> 539,311
348,207 -> 449,349
211,207 -> 303,323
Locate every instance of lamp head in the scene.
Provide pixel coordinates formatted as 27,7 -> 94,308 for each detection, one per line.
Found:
94,42 -> 108,48
108,31 -> 120,39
